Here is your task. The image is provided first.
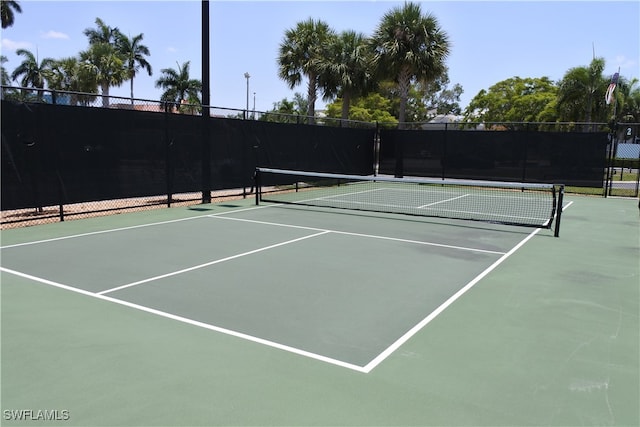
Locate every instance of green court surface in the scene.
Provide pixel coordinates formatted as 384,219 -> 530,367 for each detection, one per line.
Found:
1,194 -> 638,426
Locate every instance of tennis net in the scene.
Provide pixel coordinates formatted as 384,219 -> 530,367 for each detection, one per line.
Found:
255,168 -> 565,236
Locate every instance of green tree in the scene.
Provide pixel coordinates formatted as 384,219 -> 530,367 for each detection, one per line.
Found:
556,57 -> 607,124
369,2 -> 450,128
421,71 -> 463,116
278,18 -> 336,124
1,55 -> 10,85
80,42 -> 127,107
116,32 -> 152,104
367,75 -> 461,125
322,30 -> 372,120
47,57 -> 97,105
82,18 -> 127,107
155,61 -> 202,112
262,98 -> 298,123
1,55 -> 19,100
618,78 -> 640,122
1,0 -> 21,29
291,92 -> 309,118
325,92 -> 397,127
463,77 -> 558,127
261,93 -> 308,123
83,17 -> 120,45
10,48 -> 54,101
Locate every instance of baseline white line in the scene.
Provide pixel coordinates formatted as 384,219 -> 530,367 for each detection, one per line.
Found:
97,230 -> 330,295
0,266 -> 367,373
208,215 -> 506,255
0,205 -> 270,250
0,216 -> 205,249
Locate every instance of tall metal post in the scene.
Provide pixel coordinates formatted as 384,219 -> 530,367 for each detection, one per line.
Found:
244,72 -> 250,119
201,0 -> 211,203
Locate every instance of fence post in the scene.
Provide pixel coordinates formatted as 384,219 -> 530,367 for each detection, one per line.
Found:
441,122 -> 448,180
605,123 -> 618,197
201,0 -> 212,204
164,102 -> 173,207
520,123 -> 527,182
374,122 -> 380,176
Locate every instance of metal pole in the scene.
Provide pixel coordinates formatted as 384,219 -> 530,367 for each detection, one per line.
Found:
201,0 -> 211,203
244,72 -> 250,119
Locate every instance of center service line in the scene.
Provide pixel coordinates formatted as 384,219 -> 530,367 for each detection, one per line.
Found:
97,230 -> 330,295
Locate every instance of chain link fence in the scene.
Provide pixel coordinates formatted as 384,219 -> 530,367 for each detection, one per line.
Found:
606,123 -> 640,197
2,86 -> 638,228
1,87 -> 376,228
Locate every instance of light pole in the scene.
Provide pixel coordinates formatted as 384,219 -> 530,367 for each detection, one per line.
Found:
244,72 -> 250,119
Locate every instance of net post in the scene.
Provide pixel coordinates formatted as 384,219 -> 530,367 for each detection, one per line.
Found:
554,185 -> 564,237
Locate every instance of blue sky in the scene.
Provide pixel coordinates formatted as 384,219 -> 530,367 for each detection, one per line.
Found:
1,0 -> 638,113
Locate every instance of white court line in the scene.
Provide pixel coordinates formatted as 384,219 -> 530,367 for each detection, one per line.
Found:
305,186 -> 385,201
360,227 -> 541,372
418,194 -> 470,209
422,206 -> 549,223
97,230 -> 330,295
360,197 -> 575,372
208,215 -> 506,255
0,266 -> 367,373
375,186 -> 543,201
276,187 -> 549,224
1,199 -> 574,373
0,205 -> 270,250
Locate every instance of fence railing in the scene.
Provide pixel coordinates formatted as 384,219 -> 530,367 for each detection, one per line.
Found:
5,85 -> 637,133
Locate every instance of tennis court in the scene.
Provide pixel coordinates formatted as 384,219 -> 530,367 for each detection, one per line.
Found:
1,182 -> 638,426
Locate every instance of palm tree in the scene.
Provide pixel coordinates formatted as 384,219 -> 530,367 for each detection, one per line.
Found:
155,61 -> 202,113
1,55 -> 10,85
277,18 -> 336,124
619,78 -> 640,123
322,30 -> 372,121
47,57 -> 98,105
80,42 -> 127,107
556,57 -> 607,125
369,2 -> 450,128
83,17 -> 120,45
10,48 -> 54,100
116,32 -> 152,104
1,0 -> 21,29
261,96 -> 308,123
1,54 -> 19,99
82,18 -> 126,107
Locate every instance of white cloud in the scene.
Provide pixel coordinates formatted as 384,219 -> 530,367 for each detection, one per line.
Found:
167,46 -> 177,53
40,30 -> 69,40
1,38 -> 32,52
